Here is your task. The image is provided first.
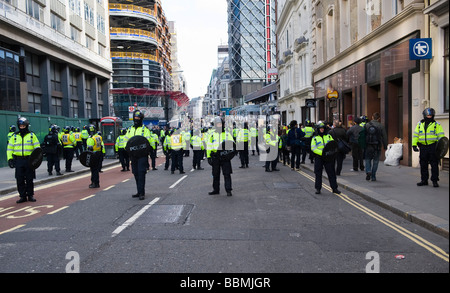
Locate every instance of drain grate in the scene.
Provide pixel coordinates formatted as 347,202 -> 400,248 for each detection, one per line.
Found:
273,182 -> 300,189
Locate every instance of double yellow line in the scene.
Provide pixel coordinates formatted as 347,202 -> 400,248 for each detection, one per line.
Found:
298,170 -> 449,263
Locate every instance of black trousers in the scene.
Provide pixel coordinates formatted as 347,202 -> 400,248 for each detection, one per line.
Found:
314,156 -> 338,191
351,143 -> 364,171
335,152 -> 346,175
15,157 -> 35,198
193,150 -> 203,168
90,156 -> 101,185
211,158 -> 232,192
118,148 -> 129,170
64,148 -> 74,171
171,150 -> 184,172
290,145 -> 302,169
131,156 -> 148,195
419,143 -> 439,182
47,153 -> 60,173
239,141 -> 249,166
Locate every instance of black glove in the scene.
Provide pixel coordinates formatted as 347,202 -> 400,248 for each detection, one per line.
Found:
207,158 -> 213,166
8,159 -> 15,168
413,146 -> 419,152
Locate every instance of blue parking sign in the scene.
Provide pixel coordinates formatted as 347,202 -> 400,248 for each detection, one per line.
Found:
409,38 -> 432,60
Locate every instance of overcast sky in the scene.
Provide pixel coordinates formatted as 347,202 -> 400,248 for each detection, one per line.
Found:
162,0 -> 228,99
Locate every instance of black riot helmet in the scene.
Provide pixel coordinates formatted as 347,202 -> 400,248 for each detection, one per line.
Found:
422,108 -> 435,119
133,110 -> 144,127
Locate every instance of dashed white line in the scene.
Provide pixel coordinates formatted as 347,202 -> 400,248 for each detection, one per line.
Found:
169,175 -> 188,189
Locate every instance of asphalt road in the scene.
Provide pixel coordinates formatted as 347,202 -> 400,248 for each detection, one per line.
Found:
0,154 -> 448,279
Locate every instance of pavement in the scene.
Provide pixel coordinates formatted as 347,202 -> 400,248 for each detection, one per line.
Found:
0,152 -> 448,239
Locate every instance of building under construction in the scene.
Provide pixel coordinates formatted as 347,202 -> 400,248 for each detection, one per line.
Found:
109,0 -> 188,126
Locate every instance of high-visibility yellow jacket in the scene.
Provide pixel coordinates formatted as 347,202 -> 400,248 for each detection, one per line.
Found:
124,125 -> 152,146
61,132 -> 75,148
412,121 -> 445,146
7,132 -> 40,160
190,134 -> 204,150
81,129 -> 89,140
303,126 -> 314,138
311,134 -> 334,156
87,134 -> 105,153
115,135 -> 126,151
206,131 -> 234,158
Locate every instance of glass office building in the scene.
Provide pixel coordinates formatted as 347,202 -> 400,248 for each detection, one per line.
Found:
227,0 -> 277,106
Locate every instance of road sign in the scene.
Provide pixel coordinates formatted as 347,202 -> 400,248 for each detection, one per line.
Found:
409,38 -> 432,60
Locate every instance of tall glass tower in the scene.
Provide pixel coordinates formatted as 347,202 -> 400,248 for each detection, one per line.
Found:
227,0 -> 277,106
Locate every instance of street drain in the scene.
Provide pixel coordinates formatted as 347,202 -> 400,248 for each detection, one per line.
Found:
139,204 -> 194,225
273,182 -> 300,189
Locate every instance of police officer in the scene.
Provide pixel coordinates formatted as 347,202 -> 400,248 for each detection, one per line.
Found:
7,125 -> 15,143
115,128 -> 129,171
412,108 -> 445,187
190,128 -> 204,170
124,110 -> 152,200
149,129 -> 159,170
86,125 -> 104,188
73,127 -> 83,160
264,125 -> 280,172
163,130 -> 172,170
7,117 -> 40,203
43,124 -> 62,176
301,120 -> 314,164
61,126 -> 75,172
311,122 -> 341,195
206,117 -> 235,196
81,125 -> 89,151
237,122 -> 250,168
170,128 -> 185,174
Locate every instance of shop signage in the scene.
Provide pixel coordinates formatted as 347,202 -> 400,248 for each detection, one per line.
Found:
409,38 -> 432,60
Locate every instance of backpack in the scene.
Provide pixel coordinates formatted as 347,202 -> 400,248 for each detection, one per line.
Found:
366,122 -> 380,146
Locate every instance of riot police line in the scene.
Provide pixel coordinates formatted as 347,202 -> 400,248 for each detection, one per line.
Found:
6,111 -> 449,204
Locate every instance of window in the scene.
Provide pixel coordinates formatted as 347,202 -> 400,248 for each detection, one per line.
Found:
444,26 -> 449,113
69,0 -> 81,16
86,102 -> 92,119
50,61 -> 61,92
26,0 -> 44,21
69,68 -> 78,96
51,12 -> 65,34
97,14 -> 105,34
51,97 -> 63,116
25,52 -> 40,88
86,36 -> 94,50
70,25 -> 80,42
84,2 -> 94,26
28,93 -> 41,113
70,100 -> 79,118
85,75 -> 91,99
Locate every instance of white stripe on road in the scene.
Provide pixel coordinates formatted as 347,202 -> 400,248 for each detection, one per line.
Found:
111,197 -> 160,237
169,175 -> 188,189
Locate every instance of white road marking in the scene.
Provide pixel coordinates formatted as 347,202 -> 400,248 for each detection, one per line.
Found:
169,175 -> 188,189
111,197 -> 160,237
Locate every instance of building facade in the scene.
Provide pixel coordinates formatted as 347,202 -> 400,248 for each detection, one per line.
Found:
0,0 -> 112,119
310,0 -> 445,167
109,0 -> 175,124
423,0 -> 449,169
227,0 -> 277,107
276,0 -> 314,127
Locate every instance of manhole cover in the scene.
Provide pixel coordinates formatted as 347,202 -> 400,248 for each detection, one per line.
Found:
140,204 -> 194,224
273,182 -> 300,189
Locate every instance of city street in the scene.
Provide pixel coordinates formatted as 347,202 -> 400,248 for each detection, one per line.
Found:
0,154 -> 448,275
